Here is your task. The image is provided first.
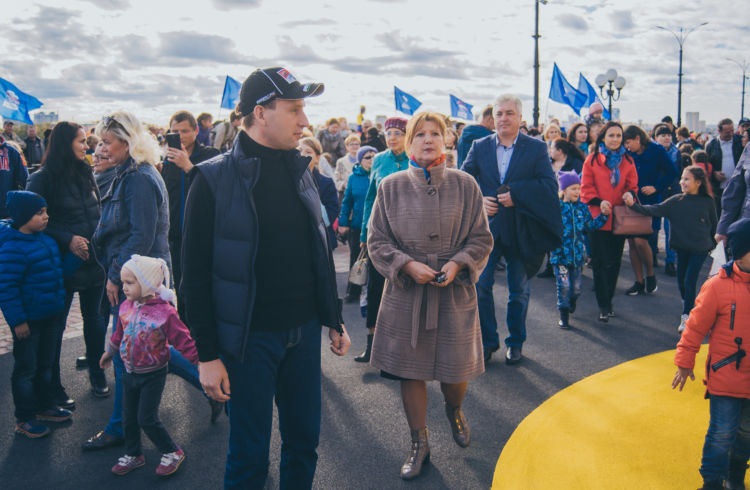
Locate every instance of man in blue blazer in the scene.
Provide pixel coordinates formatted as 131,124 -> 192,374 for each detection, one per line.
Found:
462,94 -> 562,365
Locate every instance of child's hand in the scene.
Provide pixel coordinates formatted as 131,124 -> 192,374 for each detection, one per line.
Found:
13,322 -> 30,339
622,193 -> 634,206
100,352 -> 113,369
671,367 -> 695,391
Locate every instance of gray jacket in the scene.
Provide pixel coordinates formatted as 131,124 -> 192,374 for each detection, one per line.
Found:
717,145 -> 750,235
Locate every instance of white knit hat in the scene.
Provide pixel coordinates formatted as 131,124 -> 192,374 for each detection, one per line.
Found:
121,254 -> 176,304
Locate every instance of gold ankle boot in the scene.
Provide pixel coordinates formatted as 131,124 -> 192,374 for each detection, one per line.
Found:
445,403 -> 470,448
401,427 -> 430,480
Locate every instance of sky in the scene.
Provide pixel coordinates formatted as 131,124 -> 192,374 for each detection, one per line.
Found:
2,0 -> 747,128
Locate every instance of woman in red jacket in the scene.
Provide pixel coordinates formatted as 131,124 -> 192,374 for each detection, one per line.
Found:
581,121 -> 639,322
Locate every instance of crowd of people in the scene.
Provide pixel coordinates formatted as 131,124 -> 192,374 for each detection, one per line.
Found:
1,65 -> 750,489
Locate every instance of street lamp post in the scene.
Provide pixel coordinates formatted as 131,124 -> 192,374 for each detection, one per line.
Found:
656,22 -> 708,127
728,58 -> 748,121
595,69 -> 626,118
532,0 -> 547,129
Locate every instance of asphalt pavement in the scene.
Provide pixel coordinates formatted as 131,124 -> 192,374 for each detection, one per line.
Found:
0,246 -> 702,489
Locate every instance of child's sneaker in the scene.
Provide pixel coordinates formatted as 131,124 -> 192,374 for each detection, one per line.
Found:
156,447 -> 185,476
111,454 -> 145,475
36,407 -> 72,422
15,420 -> 51,438
625,281 -> 644,296
678,314 -> 689,333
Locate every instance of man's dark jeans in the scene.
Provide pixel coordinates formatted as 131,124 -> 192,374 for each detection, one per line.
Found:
223,318 -> 322,490
700,395 -> 750,482
12,316 -> 58,421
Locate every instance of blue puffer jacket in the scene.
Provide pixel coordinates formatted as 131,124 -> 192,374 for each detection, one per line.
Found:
0,219 -> 65,328
550,200 -> 608,267
338,164 -> 370,229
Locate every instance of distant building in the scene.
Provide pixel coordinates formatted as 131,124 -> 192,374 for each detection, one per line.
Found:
34,112 -> 58,124
685,112 -> 700,132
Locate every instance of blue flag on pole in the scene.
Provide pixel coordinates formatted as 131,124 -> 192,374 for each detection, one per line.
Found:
394,86 -> 422,115
0,77 -> 42,125
577,74 -> 611,120
548,63 -> 586,114
449,94 -> 473,120
220,76 -> 242,110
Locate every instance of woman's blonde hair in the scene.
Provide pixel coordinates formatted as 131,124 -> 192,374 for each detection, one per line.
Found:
544,123 -> 561,142
95,111 -> 162,166
405,112 -> 447,149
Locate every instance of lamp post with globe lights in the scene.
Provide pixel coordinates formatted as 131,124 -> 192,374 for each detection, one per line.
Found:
595,69 -> 626,119
532,0 -> 548,129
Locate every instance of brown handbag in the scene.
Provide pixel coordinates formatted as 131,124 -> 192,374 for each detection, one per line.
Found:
612,202 -> 653,236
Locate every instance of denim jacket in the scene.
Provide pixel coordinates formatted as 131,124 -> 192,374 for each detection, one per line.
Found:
93,158 -> 171,285
550,200 -> 608,267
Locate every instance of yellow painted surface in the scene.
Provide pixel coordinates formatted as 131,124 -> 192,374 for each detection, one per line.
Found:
492,349 -> 720,490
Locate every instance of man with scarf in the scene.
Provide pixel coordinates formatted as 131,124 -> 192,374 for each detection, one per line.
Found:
461,94 -> 562,365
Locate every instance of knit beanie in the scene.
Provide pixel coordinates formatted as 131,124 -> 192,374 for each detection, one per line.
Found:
357,145 -> 377,163
727,218 -> 750,260
558,170 -> 581,190
384,117 -> 407,133
121,254 -> 176,304
6,190 -> 46,227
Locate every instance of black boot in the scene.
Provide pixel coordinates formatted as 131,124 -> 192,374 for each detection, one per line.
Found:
725,456 -> 749,490
354,334 -> 373,363
558,308 -> 570,329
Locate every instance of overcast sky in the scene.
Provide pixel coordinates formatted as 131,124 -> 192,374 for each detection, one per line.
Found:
3,0 -> 747,128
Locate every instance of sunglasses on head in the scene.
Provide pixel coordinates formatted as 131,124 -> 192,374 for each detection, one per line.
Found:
102,116 -> 129,137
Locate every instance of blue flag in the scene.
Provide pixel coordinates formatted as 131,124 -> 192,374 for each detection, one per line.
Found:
394,86 -> 422,115
220,75 -> 242,110
449,95 -> 473,120
0,77 -> 42,125
548,63 -> 586,114
577,74 -> 611,120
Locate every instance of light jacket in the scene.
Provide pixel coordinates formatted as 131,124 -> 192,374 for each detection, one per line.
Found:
550,200 -> 608,266
717,144 -> 750,235
581,152 -> 639,232
675,262 -> 750,399
338,164 -> 369,229
108,297 -> 198,374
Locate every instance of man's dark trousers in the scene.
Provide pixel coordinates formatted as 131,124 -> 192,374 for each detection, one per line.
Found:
223,318 -> 322,489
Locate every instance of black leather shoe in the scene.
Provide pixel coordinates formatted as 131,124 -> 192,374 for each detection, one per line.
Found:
91,385 -> 110,398
82,430 -> 124,451
484,345 -> 499,363
76,356 -> 88,368
505,346 -> 522,365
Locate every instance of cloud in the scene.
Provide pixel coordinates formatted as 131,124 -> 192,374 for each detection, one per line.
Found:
558,13 -> 588,31
159,31 -> 249,64
6,6 -> 105,58
611,10 -> 634,31
79,0 -> 131,10
211,0 -> 262,9
280,18 -> 336,28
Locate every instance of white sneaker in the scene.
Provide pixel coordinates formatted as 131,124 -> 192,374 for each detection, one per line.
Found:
678,314 -> 689,333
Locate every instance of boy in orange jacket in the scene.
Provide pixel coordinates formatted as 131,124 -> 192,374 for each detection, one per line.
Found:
673,217 -> 750,490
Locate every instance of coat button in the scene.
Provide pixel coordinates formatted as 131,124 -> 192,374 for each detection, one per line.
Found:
429,233 -> 439,240
427,188 -> 436,196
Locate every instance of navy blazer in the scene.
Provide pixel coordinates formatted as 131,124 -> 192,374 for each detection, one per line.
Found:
462,132 -> 561,256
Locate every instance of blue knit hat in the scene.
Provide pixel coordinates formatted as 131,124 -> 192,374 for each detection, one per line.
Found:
558,171 -> 581,190
357,145 -> 377,164
6,190 -> 46,227
727,218 -> 750,260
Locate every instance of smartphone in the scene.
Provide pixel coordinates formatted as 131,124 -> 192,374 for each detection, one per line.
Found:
434,272 -> 446,284
165,132 -> 181,150
496,185 -> 510,195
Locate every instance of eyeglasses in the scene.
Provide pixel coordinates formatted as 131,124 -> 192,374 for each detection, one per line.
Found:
385,130 -> 404,137
102,116 -> 129,137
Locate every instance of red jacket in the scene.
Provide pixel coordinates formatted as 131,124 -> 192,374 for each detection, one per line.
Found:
675,262 -> 750,398
580,152 -> 639,231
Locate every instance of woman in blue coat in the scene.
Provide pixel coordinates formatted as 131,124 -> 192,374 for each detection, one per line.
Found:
338,145 -> 375,302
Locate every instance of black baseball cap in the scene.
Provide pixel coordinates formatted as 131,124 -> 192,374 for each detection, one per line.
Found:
739,117 -> 750,126
236,67 -> 324,116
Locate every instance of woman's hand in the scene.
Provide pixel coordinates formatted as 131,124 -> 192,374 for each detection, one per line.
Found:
402,261 -> 439,285
99,351 -> 113,369
671,367 -> 695,391
599,200 -> 612,215
69,235 -> 90,260
106,279 -> 120,307
622,193 -> 635,207
338,226 -> 349,235
641,185 -> 657,196
430,261 -> 460,287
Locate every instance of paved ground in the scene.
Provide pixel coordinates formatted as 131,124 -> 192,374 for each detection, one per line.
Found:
0,243 -> 706,489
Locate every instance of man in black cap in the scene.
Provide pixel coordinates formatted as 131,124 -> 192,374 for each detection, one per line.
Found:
181,67 -> 350,489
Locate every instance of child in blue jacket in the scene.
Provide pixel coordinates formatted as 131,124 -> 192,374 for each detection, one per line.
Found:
550,172 -> 610,329
0,191 -> 67,438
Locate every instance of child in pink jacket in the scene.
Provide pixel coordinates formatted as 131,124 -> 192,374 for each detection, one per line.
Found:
100,255 -> 198,478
